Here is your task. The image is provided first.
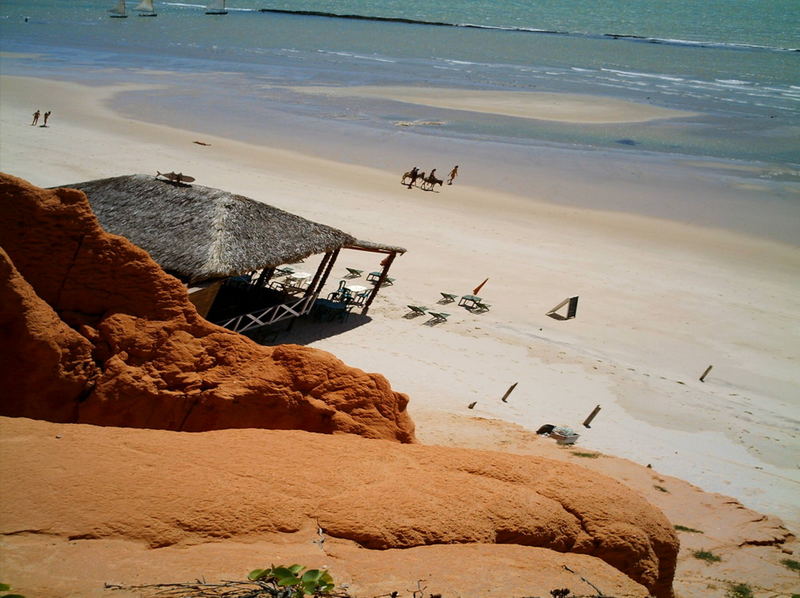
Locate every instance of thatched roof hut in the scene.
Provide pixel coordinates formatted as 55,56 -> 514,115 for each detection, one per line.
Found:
65,174 -> 357,284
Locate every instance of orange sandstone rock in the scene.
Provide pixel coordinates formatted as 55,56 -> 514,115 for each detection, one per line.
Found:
0,172 -> 415,443
0,417 -> 678,597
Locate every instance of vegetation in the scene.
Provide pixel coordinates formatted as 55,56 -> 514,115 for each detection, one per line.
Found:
0,582 -> 25,598
674,524 -> 704,533
570,452 -> 600,458
693,550 -> 722,563
725,582 -> 754,598
781,558 -> 800,572
653,485 -> 669,493
248,565 -> 336,597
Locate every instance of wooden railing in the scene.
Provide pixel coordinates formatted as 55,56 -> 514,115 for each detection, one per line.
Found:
215,293 -> 317,333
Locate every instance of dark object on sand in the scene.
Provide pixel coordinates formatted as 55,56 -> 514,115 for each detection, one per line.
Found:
500,382 -> 517,403
699,364 -> 713,382
582,404 -> 602,428
467,401 -> 477,409
547,296 -> 578,320
536,424 -> 555,435
156,171 -> 195,184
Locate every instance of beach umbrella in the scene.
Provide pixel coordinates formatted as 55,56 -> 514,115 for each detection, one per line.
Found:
472,277 -> 489,295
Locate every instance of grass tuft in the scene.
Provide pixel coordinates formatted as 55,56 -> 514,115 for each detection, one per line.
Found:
725,582 -> 753,598
693,550 -> 722,563
674,524 -> 704,533
653,485 -> 669,493
780,558 -> 800,572
571,451 -> 600,458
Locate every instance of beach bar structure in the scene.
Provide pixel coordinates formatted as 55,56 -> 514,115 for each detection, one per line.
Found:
63,174 -> 405,332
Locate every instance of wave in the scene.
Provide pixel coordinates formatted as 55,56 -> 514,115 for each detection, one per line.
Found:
256,8 -> 799,54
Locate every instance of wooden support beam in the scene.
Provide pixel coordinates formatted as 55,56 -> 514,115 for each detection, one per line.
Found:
305,251 -> 333,299
362,251 -> 396,315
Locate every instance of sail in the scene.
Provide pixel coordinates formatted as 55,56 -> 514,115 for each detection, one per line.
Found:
135,0 -> 154,12
206,0 -> 225,11
109,0 -> 126,15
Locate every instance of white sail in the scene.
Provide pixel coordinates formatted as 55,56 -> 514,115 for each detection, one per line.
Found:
109,0 -> 126,16
206,0 -> 225,11
135,0 -> 154,12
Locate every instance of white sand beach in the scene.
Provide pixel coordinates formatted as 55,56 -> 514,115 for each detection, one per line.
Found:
1,74 -> 798,530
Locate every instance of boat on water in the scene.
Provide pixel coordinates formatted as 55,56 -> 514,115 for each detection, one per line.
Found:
135,0 -> 157,17
205,0 -> 227,15
108,0 -> 127,18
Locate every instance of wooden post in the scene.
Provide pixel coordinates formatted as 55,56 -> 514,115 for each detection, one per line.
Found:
304,251 -> 332,299
362,251 -> 396,315
500,382 -> 517,403
582,404 -> 601,428
467,401 -> 477,409
699,365 -> 713,383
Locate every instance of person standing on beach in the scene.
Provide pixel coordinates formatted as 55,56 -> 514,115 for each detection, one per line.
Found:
31,109 -> 40,126
447,164 -> 459,185
43,111 -> 51,126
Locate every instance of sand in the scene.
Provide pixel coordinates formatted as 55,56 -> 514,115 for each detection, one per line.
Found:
1,73 -> 798,538
292,85 -> 699,123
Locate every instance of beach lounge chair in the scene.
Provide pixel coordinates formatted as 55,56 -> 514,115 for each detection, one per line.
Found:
472,301 -> 491,313
406,305 -> 428,317
439,292 -> 458,303
367,271 -> 395,285
428,312 -> 450,322
458,294 -> 482,308
275,266 -> 295,277
345,267 -> 363,278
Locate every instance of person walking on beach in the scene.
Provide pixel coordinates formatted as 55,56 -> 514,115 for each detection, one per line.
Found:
31,109 -> 40,126
447,164 -> 459,185
43,111 -> 51,126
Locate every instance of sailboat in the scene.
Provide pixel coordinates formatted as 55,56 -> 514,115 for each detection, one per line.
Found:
205,0 -> 227,15
108,0 -> 127,18
135,0 -> 157,17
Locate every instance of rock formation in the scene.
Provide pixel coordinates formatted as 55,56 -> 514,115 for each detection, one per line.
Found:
0,173 -> 415,442
0,417 -> 678,597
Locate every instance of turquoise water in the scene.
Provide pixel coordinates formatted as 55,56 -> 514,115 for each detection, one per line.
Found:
0,0 -> 798,164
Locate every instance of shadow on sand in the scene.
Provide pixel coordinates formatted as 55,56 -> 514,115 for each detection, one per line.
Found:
242,312 -> 373,346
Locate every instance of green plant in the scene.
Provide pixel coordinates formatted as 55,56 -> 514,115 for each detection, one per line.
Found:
570,451 -> 600,458
248,564 -> 335,597
693,550 -> 722,563
781,558 -> 800,572
674,524 -> 704,533
654,485 -> 669,493
0,582 -> 25,598
725,582 -> 753,598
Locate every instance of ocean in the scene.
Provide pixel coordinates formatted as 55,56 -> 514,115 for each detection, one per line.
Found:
1,0 -> 798,166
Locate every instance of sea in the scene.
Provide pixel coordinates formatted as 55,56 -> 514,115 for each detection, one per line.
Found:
1,0 -> 799,167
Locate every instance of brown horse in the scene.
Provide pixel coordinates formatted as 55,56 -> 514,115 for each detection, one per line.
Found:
420,172 -> 443,191
401,169 -> 423,188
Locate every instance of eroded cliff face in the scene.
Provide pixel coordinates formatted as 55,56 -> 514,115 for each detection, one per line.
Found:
1,417 -> 679,598
0,173 -> 415,442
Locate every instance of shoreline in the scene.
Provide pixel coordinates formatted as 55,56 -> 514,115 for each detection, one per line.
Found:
1,73 -> 799,526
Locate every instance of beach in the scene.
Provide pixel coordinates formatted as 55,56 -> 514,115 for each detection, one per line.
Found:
1,72 -> 798,536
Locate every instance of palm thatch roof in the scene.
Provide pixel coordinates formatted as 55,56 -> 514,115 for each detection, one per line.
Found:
63,174 -> 357,283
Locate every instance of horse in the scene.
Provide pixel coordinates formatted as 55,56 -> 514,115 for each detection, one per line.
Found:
401,169 -> 423,188
420,172 -> 442,191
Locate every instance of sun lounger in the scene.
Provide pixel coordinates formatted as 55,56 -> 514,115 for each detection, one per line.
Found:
439,292 -> 458,303
345,267 -> 363,278
428,312 -> 450,322
406,305 -> 428,316
472,301 -> 491,312
275,266 -> 295,276
459,294 -> 482,308
367,271 -> 396,285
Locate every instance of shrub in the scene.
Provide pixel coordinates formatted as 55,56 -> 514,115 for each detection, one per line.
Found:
693,550 -> 721,563
781,558 -> 800,572
725,582 -> 754,598
249,565 -> 335,597
674,524 -> 704,533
